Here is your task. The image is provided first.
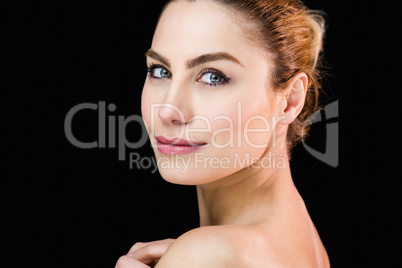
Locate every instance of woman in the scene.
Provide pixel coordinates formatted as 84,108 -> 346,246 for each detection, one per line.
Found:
117,0 -> 330,267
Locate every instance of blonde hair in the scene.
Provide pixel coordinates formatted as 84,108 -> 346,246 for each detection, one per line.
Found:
306,11 -> 326,70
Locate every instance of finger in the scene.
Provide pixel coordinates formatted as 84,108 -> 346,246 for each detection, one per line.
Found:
129,242 -> 146,253
127,240 -> 175,264
128,239 -> 175,253
115,255 -> 150,268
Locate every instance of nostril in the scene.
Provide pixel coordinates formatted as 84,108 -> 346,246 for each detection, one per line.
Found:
172,119 -> 189,125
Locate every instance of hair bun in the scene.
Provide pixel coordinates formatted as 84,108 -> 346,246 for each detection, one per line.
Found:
305,10 -> 326,69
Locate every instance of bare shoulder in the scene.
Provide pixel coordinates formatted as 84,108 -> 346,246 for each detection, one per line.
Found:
155,225 -> 283,267
156,223 -> 330,267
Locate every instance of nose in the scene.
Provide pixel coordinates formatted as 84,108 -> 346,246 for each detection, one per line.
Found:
158,81 -> 193,126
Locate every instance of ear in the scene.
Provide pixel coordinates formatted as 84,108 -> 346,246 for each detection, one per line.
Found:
278,73 -> 308,125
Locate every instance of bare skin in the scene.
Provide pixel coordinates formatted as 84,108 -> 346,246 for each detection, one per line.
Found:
154,148 -> 330,267
116,0 -> 330,267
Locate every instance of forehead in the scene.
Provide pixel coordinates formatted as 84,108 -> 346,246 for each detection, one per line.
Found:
152,1 -> 259,65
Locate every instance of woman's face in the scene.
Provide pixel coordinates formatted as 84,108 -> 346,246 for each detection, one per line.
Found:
141,0 -> 285,185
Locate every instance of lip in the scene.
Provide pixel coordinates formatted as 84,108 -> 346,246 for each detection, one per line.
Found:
155,136 -> 207,155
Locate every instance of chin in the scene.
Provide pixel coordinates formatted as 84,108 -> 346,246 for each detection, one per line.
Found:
152,148 -> 261,185
157,164 -> 233,186
158,167 -> 210,186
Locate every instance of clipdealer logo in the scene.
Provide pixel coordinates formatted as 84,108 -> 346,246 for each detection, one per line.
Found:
64,101 -> 148,161
64,100 -> 339,170
302,100 -> 339,167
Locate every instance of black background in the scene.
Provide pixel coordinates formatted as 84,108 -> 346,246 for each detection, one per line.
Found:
7,0 -> 399,267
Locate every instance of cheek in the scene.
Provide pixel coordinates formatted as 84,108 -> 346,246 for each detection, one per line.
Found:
240,110 -> 272,150
141,87 -> 149,120
239,89 -> 276,147
207,106 -> 236,146
236,98 -> 273,149
204,100 -> 272,159
141,85 -> 158,133
201,85 -> 273,149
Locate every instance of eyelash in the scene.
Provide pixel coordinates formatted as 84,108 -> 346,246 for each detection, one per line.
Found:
146,63 -> 230,87
146,64 -> 165,80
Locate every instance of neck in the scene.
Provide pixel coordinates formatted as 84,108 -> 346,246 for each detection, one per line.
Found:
196,147 -> 297,227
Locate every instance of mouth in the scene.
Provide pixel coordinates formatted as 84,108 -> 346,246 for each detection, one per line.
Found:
155,136 -> 207,155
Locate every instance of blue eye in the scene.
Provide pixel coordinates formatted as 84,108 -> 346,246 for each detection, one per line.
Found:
198,69 -> 230,87
146,65 -> 230,87
146,64 -> 172,79
199,73 -> 222,84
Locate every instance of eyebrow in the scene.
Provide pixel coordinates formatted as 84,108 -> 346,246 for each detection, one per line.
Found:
145,49 -> 171,68
145,49 -> 244,69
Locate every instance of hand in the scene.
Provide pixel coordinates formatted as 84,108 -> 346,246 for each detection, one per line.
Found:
115,238 -> 176,268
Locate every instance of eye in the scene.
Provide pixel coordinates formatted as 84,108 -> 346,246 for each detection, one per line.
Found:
197,69 -> 230,87
200,73 -> 222,83
146,64 -> 172,79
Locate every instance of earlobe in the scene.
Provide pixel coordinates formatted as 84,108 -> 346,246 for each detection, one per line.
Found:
280,73 -> 308,125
